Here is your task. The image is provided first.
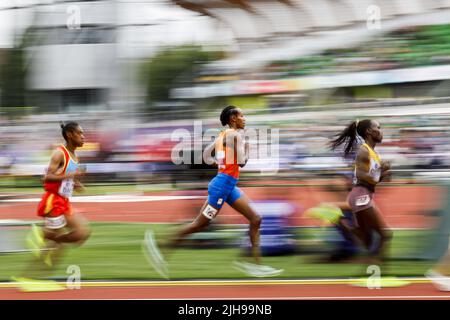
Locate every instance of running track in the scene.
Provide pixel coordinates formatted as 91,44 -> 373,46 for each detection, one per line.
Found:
0,184 -> 443,227
0,279 -> 449,300
0,185 -> 447,299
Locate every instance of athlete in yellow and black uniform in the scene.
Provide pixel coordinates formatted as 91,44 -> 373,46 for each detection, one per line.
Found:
349,142 -> 382,212
330,119 -> 392,262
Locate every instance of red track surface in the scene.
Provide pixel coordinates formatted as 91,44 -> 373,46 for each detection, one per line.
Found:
0,185 -> 443,228
0,282 -> 449,300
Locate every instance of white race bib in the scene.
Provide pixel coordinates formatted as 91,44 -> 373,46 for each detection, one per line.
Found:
202,204 -> 218,220
58,178 -> 74,198
45,215 -> 67,229
369,159 -> 381,183
355,195 -> 371,206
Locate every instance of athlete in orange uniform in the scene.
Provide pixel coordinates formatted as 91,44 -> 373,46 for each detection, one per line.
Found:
13,122 -> 90,291
36,122 -> 90,245
37,144 -> 77,220
143,106 -> 283,278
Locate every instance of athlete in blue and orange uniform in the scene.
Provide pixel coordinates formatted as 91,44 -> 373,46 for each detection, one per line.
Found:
13,122 -> 90,291
143,106 -> 283,278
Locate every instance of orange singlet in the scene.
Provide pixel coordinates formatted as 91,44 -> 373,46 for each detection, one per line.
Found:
215,129 -> 240,179
37,145 -> 78,218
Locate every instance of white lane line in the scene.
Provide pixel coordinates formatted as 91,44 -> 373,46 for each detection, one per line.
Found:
0,195 -> 206,203
126,296 -> 450,300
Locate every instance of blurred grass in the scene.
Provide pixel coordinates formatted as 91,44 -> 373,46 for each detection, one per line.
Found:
0,222 -> 435,281
0,182 -> 178,195
0,178 -> 436,196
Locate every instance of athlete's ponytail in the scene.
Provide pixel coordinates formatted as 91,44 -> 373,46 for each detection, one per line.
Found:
329,119 -> 373,157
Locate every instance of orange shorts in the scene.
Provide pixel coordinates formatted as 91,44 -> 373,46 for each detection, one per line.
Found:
37,191 -> 73,218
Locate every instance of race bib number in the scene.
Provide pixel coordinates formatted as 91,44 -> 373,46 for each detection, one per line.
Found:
59,178 -> 74,198
370,159 -> 381,182
202,204 -> 218,220
355,195 -> 371,206
45,215 -> 67,229
374,171 -> 381,182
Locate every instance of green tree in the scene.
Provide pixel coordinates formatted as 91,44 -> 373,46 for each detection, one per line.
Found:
140,45 -> 222,108
0,25 -> 41,118
0,47 -> 27,117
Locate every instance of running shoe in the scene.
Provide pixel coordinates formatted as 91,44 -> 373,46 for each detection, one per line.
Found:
142,230 -> 169,279
233,261 -> 284,278
43,250 -> 56,267
425,270 -> 450,291
11,276 -> 66,292
305,204 -> 343,225
26,224 -> 45,258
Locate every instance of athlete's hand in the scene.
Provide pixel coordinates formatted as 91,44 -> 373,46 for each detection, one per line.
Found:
211,160 -> 219,168
66,170 -> 84,179
74,180 -> 86,193
380,170 -> 392,182
381,160 -> 391,172
65,172 -> 77,179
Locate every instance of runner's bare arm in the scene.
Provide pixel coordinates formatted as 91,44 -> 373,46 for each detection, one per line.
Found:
233,131 -> 248,167
74,180 -> 86,192
74,164 -> 87,191
380,160 -> 392,182
241,140 -> 250,168
203,140 -> 218,167
381,160 -> 391,171
44,150 -> 82,182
